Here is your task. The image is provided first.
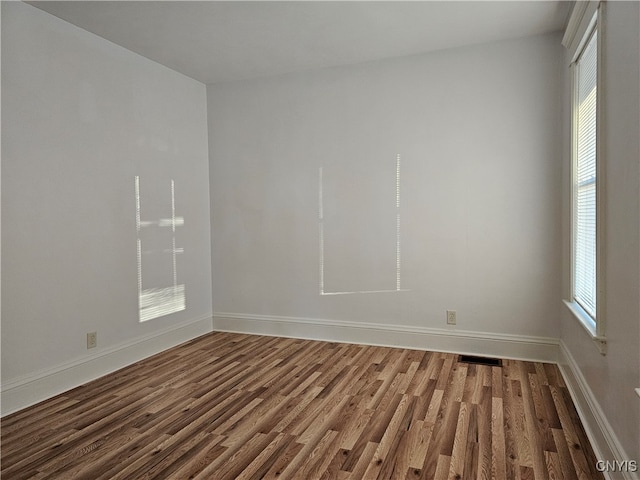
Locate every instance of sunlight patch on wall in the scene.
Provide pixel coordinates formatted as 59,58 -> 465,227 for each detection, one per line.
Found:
319,154 -> 407,295
135,176 -> 185,322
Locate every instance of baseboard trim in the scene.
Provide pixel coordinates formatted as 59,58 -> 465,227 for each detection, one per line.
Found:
212,312 -> 560,363
558,340 -> 639,480
1,315 -> 213,417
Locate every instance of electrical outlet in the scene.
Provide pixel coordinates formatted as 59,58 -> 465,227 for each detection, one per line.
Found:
446,310 -> 457,325
87,332 -> 97,349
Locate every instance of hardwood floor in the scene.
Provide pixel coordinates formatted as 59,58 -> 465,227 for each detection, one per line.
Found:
1,332 -> 602,479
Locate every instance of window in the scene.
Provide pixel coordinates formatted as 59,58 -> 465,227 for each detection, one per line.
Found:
573,27 -> 598,322
565,3 -> 606,352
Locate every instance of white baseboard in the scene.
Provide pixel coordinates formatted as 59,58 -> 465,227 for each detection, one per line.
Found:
1,315 -> 213,417
212,312 -> 560,363
558,341 -> 639,480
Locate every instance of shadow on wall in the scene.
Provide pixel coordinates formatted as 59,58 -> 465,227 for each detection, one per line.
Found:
135,176 -> 186,322
319,154 -> 409,296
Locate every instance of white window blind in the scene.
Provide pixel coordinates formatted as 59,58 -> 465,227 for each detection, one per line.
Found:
573,28 -> 598,319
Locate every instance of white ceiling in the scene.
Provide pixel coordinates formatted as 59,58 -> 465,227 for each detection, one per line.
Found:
29,1 -> 570,84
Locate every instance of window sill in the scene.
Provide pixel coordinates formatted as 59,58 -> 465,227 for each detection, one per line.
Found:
563,299 -> 607,355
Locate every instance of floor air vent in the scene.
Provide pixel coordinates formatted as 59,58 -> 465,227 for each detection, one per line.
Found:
458,355 -> 502,367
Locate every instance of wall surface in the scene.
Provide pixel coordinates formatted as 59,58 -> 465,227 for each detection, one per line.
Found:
208,33 -> 564,345
1,2 -> 212,411
560,1 -> 640,465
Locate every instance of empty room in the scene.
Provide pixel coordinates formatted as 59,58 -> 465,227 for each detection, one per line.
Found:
1,0 -> 639,478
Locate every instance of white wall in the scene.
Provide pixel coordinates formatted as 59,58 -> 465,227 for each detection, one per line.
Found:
1,2 -> 212,412
208,33 -> 563,346
560,1 -> 640,465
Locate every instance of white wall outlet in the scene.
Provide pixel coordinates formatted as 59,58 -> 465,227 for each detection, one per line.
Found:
87,332 -> 97,349
446,310 -> 457,325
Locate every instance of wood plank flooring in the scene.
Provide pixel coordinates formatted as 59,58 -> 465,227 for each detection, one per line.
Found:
1,332 -> 603,479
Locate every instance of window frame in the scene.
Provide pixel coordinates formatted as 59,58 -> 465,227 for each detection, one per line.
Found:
564,2 -> 607,354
